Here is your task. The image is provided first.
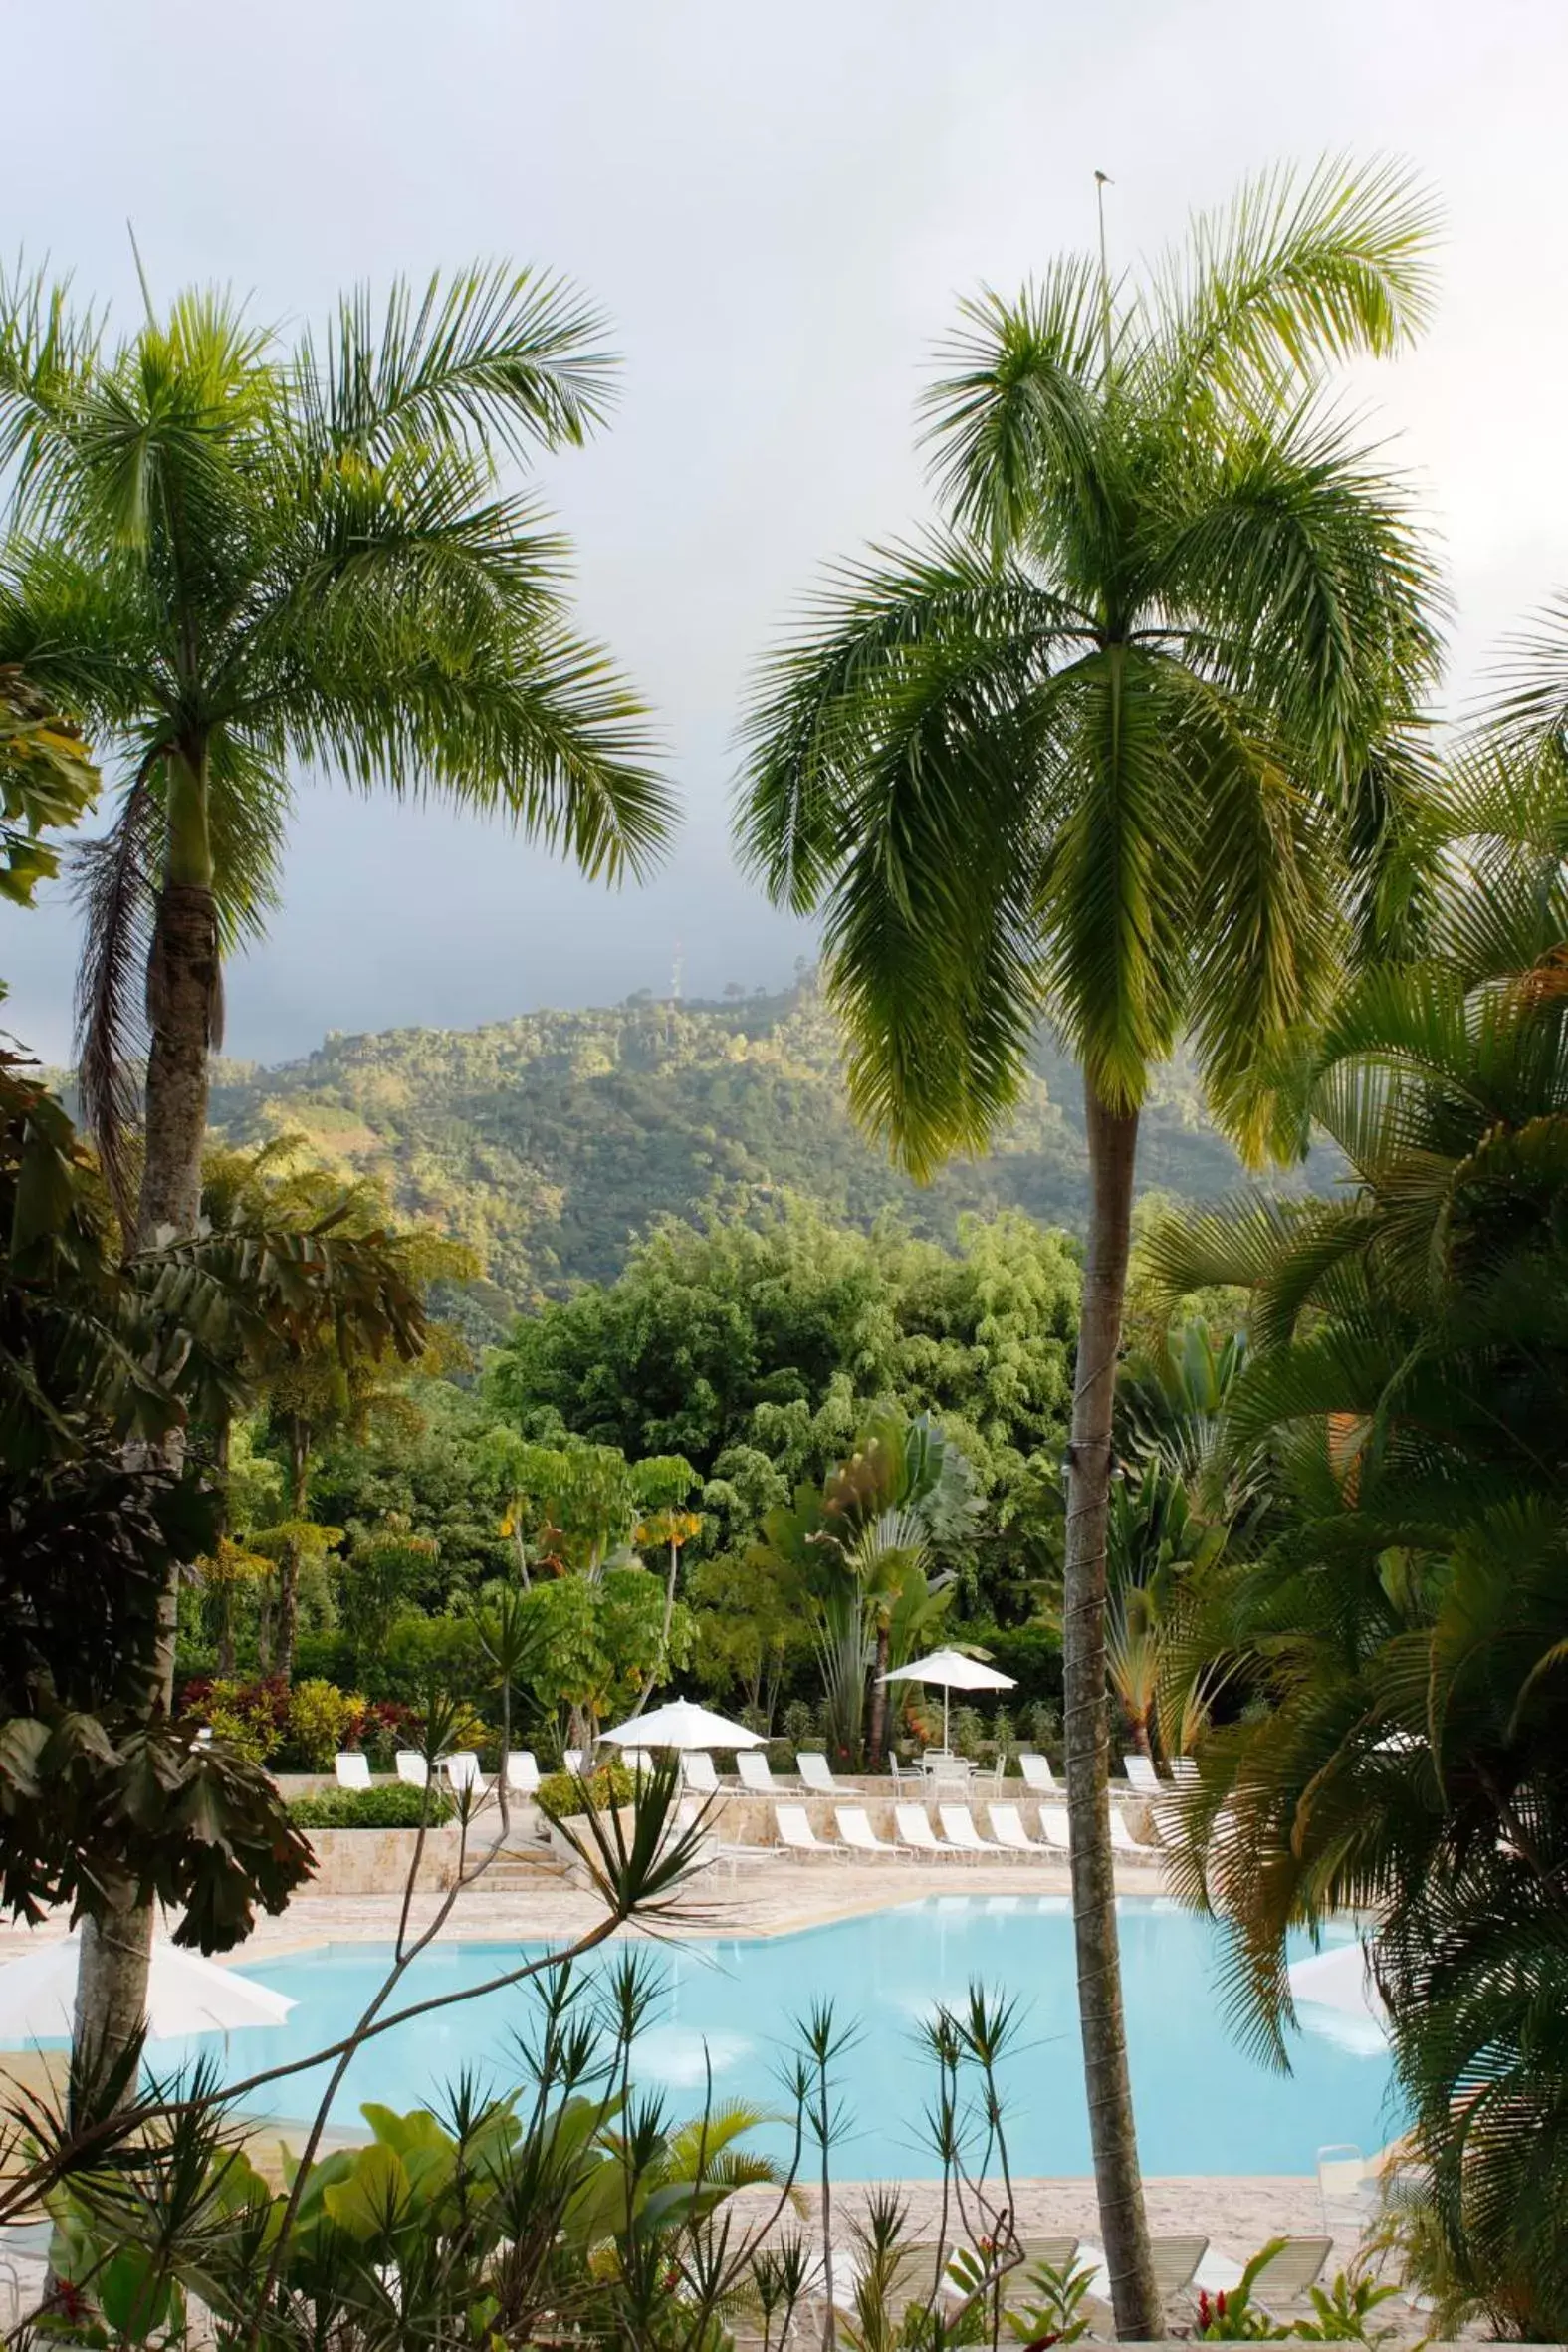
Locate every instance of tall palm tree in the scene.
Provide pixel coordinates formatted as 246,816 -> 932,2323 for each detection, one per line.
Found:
735,161 -> 1441,2334
0,261 -> 673,2076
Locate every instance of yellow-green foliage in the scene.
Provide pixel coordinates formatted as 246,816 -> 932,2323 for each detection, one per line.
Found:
287,1679 -> 364,1770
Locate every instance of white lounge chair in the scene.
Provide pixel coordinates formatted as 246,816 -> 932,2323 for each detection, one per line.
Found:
775,1803 -> 845,1858
1123,1754 -> 1162,1797
835,1805 -> 899,1858
1316,2145 -> 1371,2233
562,1748 -> 584,1775
1018,1753 -> 1057,1795
1037,1804 -> 1072,1853
938,1803 -> 1008,1856
1171,1757 -> 1199,1786
1080,2235 -> 1208,2323
444,1750 -> 487,1795
1249,2238 -> 1334,2316
987,1802 -> 1051,1856
681,1752 -> 720,1794
736,1750 -> 780,1796
1109,1810 -> 1159,1861
504,1750 -> 541,1796
894,1804 -> 968,1859
796,1752 -> 843,1797
395,1750 -> 430,1788
334,1752 -> 371,1791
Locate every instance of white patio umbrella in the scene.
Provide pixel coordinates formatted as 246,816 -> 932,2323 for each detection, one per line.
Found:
0,1933 -> 295,2046
877,1647 -> 1016,1752
601,1697 -> 766,1751
1288,1939 -> 1387,2034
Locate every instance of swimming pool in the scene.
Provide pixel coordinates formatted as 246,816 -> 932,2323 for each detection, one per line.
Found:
152,1899 -> 1398,2176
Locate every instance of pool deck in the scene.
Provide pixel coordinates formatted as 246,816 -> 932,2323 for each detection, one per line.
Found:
0,1852 -> 1394,2297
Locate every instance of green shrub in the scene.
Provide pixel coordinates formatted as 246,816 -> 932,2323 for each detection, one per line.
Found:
286,1679 -> 364,1770
287,1783 -> 454,1829
537,1758 -> 635,1822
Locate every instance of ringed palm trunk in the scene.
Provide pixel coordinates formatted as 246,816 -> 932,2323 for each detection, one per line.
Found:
73,747 -> 218,2114
1063,1085 -> 1160,2339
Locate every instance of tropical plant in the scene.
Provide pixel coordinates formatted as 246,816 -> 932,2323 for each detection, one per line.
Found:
0,1058 -> 428,2031
1147,708 -> 1568,2335
0,255 -> 672,2068
0,662 -> 98,908
734,158 -> 1442,2328
761,1406 -> 965,1765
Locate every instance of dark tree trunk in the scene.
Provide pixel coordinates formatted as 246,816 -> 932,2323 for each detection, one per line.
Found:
74,851 -> 220,2115
274,1417 -> 311,1686
866,1617 -> 891,1770
1064,1083 -> 1161,2339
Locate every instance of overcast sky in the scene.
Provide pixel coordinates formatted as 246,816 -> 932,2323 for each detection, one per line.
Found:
5,0 -> 1567,1065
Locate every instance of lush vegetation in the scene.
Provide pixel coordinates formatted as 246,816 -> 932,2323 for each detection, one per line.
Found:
196,979 -> 1330,1320
7,156 -> 1568,2346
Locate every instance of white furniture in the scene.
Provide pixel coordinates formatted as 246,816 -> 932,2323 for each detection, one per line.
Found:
921,1751 -> 974,1791
774,1803 -> 844,1858
1109,1810 -> 1159,1862
835,1805 -> 899,1858
444,1750 -> 486,1794
395,1751 -> 430,1788
562,1748 -> 584,1775
736,1750 -> 780,1795
1171,1757 -> 1199,1786
1123,1754 -> 1162,1797
1316,2143 -> 1371,2232
938,1803 -> 1008,1856
796,1752 -> 842,1796
622,1747 -> 655,1776
1018,1753 -> 1057,1794
503,1749 -> 540,1795
681,1752 -> 720,1795
893,1804 -> 968,1859
987,1802 -> 1051,1856
1037,1804 -> 1072,1853
334,1752 -> 371,1791
1251,2238 -> 1334,2317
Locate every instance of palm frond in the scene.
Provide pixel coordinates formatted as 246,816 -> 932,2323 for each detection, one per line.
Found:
919,269 -> 1110,551
1155,155 -> 1440,412
71,758 -> 163,1228
301,265 -> 617,471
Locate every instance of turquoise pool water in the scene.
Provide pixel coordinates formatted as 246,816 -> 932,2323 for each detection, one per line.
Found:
151,1899 -> 1397,2176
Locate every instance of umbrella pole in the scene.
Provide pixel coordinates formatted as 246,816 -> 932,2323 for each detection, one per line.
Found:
944,1686 -> 950,1751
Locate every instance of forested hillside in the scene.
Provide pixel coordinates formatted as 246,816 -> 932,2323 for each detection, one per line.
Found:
205,978 -> 1326,1315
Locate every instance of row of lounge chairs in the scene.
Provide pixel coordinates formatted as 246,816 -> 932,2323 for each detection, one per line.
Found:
804,2230 -> 1333,2331
336,1748 -> 1188,1800
775,1800 -> 1161,1862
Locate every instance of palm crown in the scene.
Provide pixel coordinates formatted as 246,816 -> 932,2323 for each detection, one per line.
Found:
0,265 -> 673,1210
736,160 -> 1443,1176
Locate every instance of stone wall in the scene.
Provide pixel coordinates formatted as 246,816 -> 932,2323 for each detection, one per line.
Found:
301,1825 -> 468,1895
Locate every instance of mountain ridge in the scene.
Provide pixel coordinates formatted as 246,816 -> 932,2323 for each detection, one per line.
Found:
203,981 -> 1327,1321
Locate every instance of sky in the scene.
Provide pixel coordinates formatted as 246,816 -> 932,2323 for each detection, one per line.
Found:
5,0 -> 1568,1066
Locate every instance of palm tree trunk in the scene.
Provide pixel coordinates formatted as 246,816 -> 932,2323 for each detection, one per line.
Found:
275,1418 -> 310,1685
1064,1083 -> 1160,2339
75,754 -> 220,2113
